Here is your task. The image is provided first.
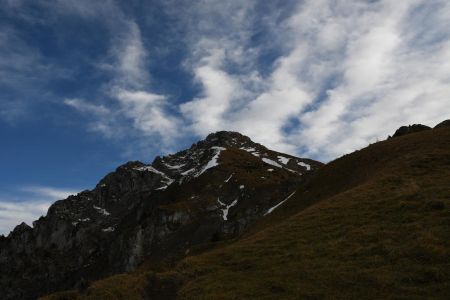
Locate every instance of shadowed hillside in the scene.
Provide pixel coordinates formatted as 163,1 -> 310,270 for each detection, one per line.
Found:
41,124 -> 450,299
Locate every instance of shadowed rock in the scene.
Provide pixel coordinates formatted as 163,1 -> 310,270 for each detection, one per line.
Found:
392,124 -> 431,138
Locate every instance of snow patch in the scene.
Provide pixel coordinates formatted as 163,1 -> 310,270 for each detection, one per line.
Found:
267,168 -> 274,172
217,198 -> 238,221
135,165 -> 174,186
298,161 -> 311,171
263,158 -> 301,174
155,186 -> 169,190
102,227 -> 115,232
284,168 -> 301,175
224,174 -> 233,182
262,158 -> 283,168
135,165 -> 165,176
196,147 -> 226,176
264,192 -> 296,216
277,156 -> 291,165
93,205 -> 110,216
164,163 -> 186,169
181,168 -> 196,176
239,185 -> 245,189
240,147 -> 256,152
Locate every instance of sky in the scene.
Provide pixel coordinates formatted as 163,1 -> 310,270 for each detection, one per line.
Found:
1,0 -> 450,234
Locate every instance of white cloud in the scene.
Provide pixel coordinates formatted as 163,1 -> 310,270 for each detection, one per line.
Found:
63,97 -> 120,138
21,185 -> 77,200
180,48 -> 241,135
112,21 -> 149,88
291,0 -> 450,160
105,22 -> 180,144
0,186 -> 77,235
176,0 -> 450,160
64,98 -> 110,115
115,89 -> 180,140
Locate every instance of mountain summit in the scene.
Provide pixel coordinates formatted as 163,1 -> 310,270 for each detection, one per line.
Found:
0,131 -> 321,300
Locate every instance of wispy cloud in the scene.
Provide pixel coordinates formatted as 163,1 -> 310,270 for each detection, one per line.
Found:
115,90 -> 179,140
64,98 -> 110,115
112,22 -> 149,88
106,21 -> 180,143
0,26 -> 54,123
20,185 -> 78,200
180,48 -> 243,135
0,185 -> 77,235
4,0 -> 450,162
64,20 -> 179,149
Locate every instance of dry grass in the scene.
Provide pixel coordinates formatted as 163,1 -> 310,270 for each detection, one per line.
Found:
41,273 -> 148,300
178,177 -> 450,299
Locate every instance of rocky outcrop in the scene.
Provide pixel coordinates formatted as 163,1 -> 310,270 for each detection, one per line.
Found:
0,131 -> 322,300
391,124 -> 431,138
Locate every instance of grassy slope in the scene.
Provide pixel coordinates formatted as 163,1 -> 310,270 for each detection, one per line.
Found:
42,128 -> 450,299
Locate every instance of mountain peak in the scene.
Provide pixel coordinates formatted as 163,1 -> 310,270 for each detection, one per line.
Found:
199,131 -> 258,149
205,130 -> 250,142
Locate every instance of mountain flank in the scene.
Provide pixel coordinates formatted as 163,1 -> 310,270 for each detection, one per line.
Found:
40,121 -> 450,300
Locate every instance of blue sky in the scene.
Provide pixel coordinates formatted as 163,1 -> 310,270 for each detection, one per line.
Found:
1,0 -> 450,234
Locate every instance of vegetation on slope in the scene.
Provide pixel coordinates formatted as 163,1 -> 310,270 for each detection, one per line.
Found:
42,127 -> 450,299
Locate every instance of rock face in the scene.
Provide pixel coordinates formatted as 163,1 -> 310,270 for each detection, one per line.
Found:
392,124 -> 431,138
0,131 -> 322,300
